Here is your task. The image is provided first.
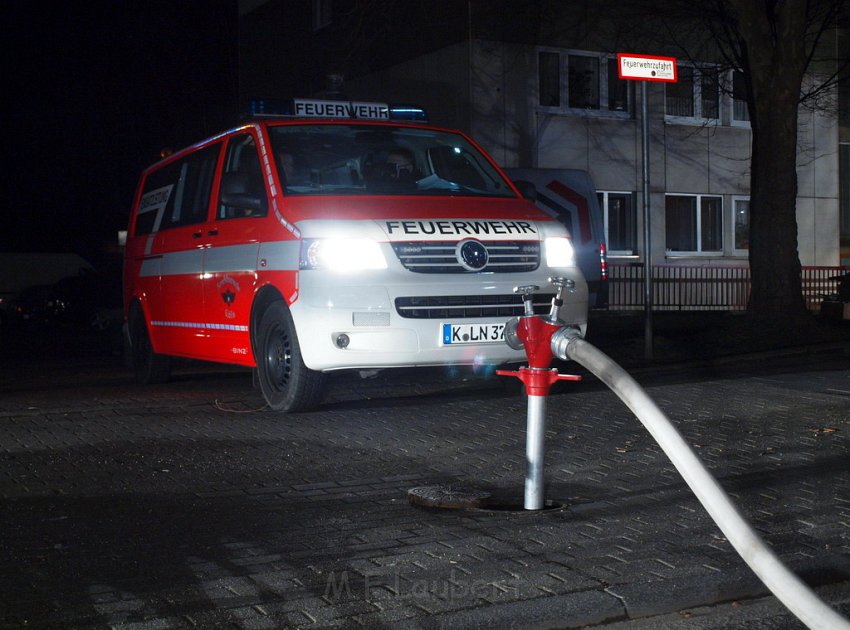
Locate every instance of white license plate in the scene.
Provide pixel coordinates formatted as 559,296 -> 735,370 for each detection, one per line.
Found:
441,322 -> 506,345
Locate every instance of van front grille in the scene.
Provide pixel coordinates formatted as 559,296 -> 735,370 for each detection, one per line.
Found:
395,293 -> 554,319
391,241 -> 540,273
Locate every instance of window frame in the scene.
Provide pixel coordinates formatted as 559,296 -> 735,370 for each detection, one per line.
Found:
731,195 -> 750,255
134,142 -> 221,236
730,70 -> 751,127
312,0 -> 332,31
217,132 -> 269,220
597,190 -> 637,256
535,47 -> 633,118
664,63 -> 721,125
537,50 -> 562,110
664,193 -> 724,256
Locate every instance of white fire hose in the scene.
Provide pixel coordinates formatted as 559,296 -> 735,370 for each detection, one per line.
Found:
549,327 -> 849,630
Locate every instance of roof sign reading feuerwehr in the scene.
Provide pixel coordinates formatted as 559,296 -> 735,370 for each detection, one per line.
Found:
246,98 -> 427,121
293,99 -> 389,120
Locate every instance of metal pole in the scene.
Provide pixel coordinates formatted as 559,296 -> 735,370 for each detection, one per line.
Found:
524,393 -> 547,510
641,80 -> 653,360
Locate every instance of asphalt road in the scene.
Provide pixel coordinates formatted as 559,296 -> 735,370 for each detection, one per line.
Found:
0,324 -> 848,629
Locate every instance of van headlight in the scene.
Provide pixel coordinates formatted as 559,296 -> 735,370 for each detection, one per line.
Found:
300,238 -> 387,272
544,237 -> 575,267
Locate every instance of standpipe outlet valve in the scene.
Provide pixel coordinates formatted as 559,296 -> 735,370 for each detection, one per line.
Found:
515,284 -> 538,317
546,275 -> 575,324
498,279 -> 581,392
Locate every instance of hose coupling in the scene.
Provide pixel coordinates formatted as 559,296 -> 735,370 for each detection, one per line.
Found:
550,325 -> 584,361
504,316 -> 524,350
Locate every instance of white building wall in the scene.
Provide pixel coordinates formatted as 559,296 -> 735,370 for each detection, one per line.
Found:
706,126 -> 751,192
467,40 -> 841,267
351,39 -> 841,267
795,82 -> 840,266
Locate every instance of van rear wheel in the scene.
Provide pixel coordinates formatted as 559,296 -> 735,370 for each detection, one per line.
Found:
256,301 -> 325,412
129,305 -> 171,384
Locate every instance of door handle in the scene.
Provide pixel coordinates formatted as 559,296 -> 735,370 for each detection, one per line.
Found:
192,231 -> 203,239
208,229 -> 219,237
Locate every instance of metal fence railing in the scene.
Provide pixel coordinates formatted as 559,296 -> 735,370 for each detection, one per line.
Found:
608,264 -> 849,313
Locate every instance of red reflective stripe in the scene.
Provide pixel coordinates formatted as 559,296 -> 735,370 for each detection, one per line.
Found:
546,180 -> 592,244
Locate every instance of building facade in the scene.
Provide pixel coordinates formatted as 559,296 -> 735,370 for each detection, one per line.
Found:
238,0 -> 850,268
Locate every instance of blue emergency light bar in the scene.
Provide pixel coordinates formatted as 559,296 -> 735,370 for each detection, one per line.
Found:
247,98 -> 428,123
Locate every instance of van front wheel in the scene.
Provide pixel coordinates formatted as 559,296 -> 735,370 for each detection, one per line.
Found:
256,301 -> 325,412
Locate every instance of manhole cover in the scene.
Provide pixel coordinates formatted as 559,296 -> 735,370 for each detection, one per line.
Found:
407,485 -> 491,510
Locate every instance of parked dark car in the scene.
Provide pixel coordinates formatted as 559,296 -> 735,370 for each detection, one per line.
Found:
6,268 -> 122,331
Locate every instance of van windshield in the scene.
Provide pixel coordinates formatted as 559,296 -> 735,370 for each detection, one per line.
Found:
268,124 -> 517,198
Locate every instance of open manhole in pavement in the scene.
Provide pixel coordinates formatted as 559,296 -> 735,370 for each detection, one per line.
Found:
407,485 -> 566,513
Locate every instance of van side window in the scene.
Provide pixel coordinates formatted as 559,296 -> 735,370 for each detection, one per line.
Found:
218,134 -> 268,219
134,144 -> 219,235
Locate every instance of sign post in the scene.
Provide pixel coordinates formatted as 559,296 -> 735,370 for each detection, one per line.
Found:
617,53 -> 677,360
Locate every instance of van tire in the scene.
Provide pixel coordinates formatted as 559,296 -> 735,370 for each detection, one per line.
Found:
256,301 -> 325,412
128,305 -> 171,384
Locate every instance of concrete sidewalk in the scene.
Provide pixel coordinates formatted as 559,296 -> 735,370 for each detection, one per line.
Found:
0,328 -> 848,628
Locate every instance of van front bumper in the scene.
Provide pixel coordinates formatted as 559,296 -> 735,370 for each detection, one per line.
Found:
289,273 -> 588,372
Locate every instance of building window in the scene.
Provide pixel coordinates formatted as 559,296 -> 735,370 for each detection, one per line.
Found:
312,0 -> 332,31
568,54 -> 599,109
666,66 -> 694,117
537,49 -> 632,116
607,58 -> 629,112
732,70 -> 750,124
665,194 -> 723,253
598,191 -> 636,254
665,64 -> 720,121
701,72 -> 719,119
733,196 -> 750,251
538,51 -> 560,107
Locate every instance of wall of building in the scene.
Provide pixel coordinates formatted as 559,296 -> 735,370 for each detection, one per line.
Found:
347,43 -> 472,132
465,40 -> 841,267
796,85 -> 841,266
345,35 -> 841,268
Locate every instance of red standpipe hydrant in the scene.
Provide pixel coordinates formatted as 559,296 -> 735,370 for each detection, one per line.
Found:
497,277 -> 581,510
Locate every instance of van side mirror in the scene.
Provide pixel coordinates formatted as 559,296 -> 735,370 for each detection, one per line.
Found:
513,180 -> 537,200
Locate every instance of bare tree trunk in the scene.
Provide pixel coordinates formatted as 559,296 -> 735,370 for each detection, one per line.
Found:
748,90 -> 808,320
726,0 -> 810,320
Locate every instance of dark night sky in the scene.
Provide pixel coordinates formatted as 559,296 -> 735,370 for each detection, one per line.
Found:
3,1 -> 239,265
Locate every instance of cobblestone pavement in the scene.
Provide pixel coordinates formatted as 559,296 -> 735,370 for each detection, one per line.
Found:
0,329 -> 849,629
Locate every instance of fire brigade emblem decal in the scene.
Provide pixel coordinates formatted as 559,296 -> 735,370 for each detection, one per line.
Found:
218,275 -> 241,319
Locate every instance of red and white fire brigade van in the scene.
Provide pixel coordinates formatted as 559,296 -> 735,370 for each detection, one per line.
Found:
123,99 -> 588,411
